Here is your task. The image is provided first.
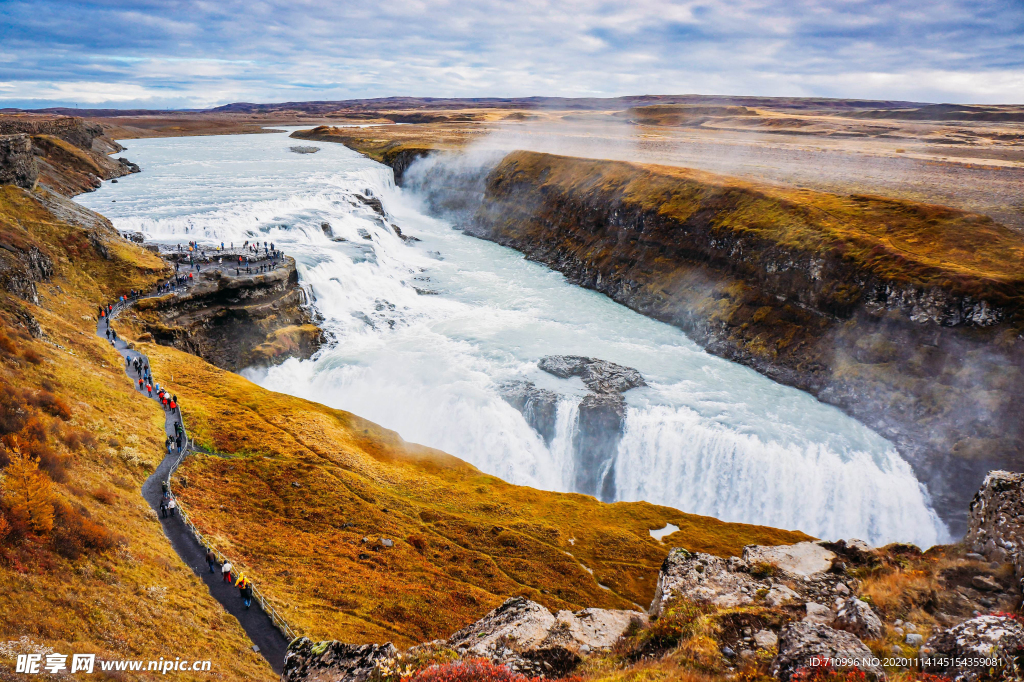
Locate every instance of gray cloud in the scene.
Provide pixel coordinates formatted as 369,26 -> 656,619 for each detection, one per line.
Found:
0,0 -> 1021,108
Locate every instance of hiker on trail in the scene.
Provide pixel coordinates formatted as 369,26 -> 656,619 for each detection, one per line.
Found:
222,561 -> 233,583
241,581 -> 253,609
167,498 -> 177,517
138,377 -> 144,390
165,436 -> 172,455
159,497 -> 168,518
206,548 -> 217,573
146,383 -> 153,397
161,480 -> 169,497
237,575 -> 253,609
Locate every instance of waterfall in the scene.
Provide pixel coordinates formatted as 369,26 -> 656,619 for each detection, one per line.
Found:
614,405 -> 948,547
77,130 -> 951,551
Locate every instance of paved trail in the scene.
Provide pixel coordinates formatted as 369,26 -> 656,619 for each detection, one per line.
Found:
98,286 -> 290,673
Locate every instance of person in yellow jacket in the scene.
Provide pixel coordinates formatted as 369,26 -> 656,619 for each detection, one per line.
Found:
236,574 -> 253,609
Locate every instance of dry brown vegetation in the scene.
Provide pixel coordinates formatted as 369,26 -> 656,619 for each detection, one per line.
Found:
493,151 -> 1024,309
0,185 -> 273,680
118,339 -> 810,649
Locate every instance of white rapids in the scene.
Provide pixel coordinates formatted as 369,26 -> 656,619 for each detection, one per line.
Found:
77,129 -> 950,548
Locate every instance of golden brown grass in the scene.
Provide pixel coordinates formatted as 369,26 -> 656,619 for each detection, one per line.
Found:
130,340 -> 808,648
493,151 -> 1024,308
0,186 -> 273,680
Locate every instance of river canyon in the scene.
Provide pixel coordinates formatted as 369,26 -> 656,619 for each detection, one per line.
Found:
76,128 -> 950,549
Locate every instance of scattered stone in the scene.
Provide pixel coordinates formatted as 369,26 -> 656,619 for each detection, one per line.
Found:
965,552 -> 986,561
906,633 -> 924,646
290,146 -> 320,154
282,638 -> 398,682
971,575 -> 1001,592
764,584 -> 802,607
753,629 -> 778,649
925,615 -> 1024,680
771,622 -> 883,681
722,646 -> 736,658
380,538 -> 394,548
803,602 -> 833,625
833,597 -> 883,640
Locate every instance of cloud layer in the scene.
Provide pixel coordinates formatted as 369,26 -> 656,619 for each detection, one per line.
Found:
1,0 -> 1022,108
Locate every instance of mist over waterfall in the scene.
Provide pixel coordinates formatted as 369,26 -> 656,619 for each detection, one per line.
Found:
78,130 -> 950,548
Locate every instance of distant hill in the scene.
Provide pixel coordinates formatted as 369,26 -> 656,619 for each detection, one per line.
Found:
3,94 -> 931,118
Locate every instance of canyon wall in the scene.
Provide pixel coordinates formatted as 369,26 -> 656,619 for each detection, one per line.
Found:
397,149 -> 1024,535
132,259 -> 322,371
0,115 -> 140,196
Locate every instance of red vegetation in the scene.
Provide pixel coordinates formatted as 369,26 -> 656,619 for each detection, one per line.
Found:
404,659 -> 580,682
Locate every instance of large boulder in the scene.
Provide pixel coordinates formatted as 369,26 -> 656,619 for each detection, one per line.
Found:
770,622 -> 884,681
743,542 -> 838,577
924,615 -> 1024,681
447,597 -> 645,677
965,470 -> 1024,582
833,597 -> 883,640
649,549 -> 761,615
281,638 -> 398,682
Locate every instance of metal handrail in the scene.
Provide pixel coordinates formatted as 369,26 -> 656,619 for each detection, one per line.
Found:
108,287 -> 301,643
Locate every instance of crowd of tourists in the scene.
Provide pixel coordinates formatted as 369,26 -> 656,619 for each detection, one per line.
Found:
174,239 -> 284,277
102,238 -> 269,619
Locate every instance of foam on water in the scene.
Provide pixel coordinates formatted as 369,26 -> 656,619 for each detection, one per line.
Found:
77,129 -> 950,548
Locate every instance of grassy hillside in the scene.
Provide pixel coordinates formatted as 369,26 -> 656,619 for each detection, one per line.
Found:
118,341 -> 811,649
491,151 -> 1024,310
0,186 -> 274,680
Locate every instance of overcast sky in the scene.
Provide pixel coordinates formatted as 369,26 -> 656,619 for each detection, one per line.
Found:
1,0 -> 1022,109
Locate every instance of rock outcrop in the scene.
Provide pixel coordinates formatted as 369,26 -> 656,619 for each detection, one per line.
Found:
133,256 -> 322,371
445,597 -> 646,677
771,622 -> 884,681
0,115 -> 140,196
924,615 -> 1024,680
281,638 -> 398,682
499,380 -> 560,444
0,134 -> 38,189
965,470 -> 1024,584
499,355 -> 646,499
648,543 -> 870,622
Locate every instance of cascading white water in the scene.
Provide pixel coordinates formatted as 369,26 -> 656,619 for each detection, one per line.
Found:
549,398 -> 582,489
77,129 -> 950,548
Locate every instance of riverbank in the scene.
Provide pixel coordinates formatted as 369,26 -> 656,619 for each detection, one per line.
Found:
301,128 -> 1024,534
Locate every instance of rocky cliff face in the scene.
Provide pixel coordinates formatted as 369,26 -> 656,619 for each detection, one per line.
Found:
0,115 -> 140,196
0,134 -> 38,189
383,149 -> 1024,535
132,258 -> 322,371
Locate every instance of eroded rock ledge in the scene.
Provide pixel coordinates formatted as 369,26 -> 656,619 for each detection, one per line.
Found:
500,355 -> 646,500
132,257 -> 323,371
